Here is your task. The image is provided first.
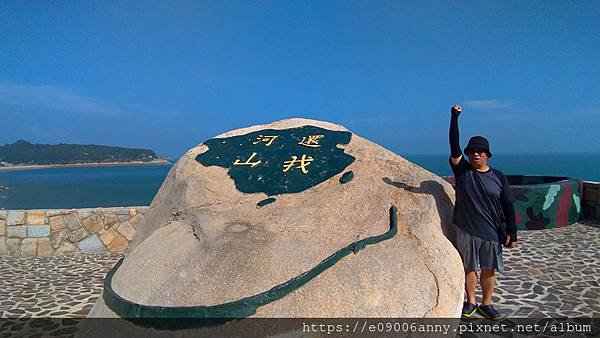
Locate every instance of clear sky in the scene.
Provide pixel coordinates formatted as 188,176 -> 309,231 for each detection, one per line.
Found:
1,1 -> 599,158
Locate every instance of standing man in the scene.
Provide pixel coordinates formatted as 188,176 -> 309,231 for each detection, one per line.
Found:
449,104 -> 518,320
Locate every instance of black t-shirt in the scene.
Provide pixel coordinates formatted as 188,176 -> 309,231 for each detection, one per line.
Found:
449,157 -> 516,242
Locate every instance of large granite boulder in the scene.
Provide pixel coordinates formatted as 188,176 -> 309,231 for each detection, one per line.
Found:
89,118 -> 463,323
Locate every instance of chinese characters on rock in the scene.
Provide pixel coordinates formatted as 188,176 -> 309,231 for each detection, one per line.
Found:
233,134 -> 325,174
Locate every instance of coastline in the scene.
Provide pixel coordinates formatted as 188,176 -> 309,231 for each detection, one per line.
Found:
0,159 -> 171,172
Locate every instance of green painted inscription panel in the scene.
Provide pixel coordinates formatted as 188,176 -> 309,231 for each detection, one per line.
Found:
195,126 -> 355,195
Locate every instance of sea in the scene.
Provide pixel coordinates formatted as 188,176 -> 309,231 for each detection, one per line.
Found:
1,153 -> 599,210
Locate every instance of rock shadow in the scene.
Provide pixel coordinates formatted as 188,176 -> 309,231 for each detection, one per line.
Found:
382,177 -> 456,247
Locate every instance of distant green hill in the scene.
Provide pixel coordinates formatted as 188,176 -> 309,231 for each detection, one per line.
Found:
0,140 -> 160,165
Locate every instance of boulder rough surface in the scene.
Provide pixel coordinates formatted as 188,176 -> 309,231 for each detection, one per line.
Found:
89,118 -> 463,320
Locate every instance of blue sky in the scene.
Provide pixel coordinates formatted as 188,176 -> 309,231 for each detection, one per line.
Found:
1,1 -> 599,158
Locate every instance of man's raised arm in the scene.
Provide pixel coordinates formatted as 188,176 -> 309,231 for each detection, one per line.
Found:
449,104 -> 462,165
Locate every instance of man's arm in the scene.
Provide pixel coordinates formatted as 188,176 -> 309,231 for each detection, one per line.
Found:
449,104 -> 462,165
500,173 -> 518,247
502,200 -> 518,247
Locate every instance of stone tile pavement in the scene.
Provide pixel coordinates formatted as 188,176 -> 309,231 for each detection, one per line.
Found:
0,222 -> 598,335
493,222 -> 600,318
0,253 -> 122,319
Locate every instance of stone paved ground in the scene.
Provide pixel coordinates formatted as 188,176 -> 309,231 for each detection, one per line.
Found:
0,222 -> 599,335
493,222 -> 600,318
0,253 -> 122,319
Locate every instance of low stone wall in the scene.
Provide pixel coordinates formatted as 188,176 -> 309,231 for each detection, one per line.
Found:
582,181 -> 600,221
0,207 -> 147,257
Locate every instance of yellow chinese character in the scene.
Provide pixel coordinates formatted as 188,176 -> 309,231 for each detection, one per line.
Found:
234,152 -> 261,168
282,154 -> 314,174
252,135 -> 279,147
298,135 -> 324,148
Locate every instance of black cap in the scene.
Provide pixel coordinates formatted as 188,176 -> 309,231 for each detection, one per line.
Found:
464,136 -> 492,158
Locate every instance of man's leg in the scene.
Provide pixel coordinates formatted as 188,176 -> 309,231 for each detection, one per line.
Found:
480,268 -> 495,305
478,268 -> 502,319
465,270 -> 478,304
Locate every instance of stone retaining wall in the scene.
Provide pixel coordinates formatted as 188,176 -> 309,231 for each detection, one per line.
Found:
1,181 -> 596,256
582,181 -> 600,221
0,207 -> 147,257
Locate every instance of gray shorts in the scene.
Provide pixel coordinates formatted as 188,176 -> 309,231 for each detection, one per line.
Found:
455,226 -> 504,273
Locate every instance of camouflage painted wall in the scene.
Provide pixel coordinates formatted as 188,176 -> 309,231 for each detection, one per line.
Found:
444,176 -> 582,230
509,177 -> 582,230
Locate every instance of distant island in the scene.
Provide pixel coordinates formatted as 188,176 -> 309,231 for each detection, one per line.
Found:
0,140 -> 170,170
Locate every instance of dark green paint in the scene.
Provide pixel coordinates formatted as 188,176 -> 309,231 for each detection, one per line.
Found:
256,197 -> 276,207
102,205 -> 398,329
508,177 -> 582,230
339,171 -> 354,184
195,126 -> 355,196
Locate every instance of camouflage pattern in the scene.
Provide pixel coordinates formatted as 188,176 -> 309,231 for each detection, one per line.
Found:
509,176 -> 582,230
444,175 -> 582,230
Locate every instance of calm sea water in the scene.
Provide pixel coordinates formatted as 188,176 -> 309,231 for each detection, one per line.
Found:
405,153 -> 600,182
0,165 -> 172,210
1,153 -> 599,209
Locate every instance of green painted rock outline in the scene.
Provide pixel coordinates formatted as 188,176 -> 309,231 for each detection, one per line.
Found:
102,205 -> 399,329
